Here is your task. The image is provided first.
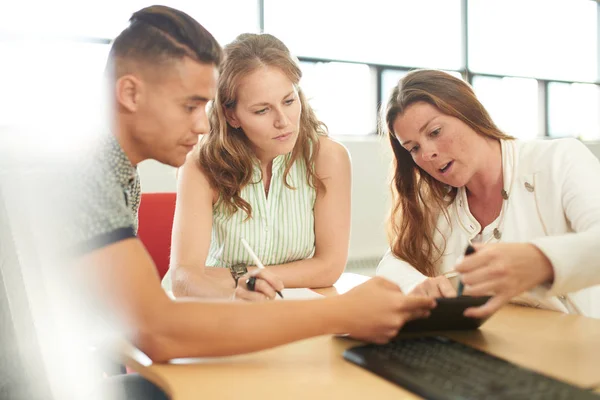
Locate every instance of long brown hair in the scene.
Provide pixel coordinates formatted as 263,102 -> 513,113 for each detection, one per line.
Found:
382,70 -> 513,276
197,33 -> 326,218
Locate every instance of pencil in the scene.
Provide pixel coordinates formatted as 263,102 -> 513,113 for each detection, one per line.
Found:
240,238 -> 284,299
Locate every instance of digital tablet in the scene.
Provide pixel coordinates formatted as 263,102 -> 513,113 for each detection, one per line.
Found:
398,296 -> 492,333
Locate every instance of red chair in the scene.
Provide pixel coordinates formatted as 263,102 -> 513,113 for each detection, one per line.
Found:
137,192 -> 176,280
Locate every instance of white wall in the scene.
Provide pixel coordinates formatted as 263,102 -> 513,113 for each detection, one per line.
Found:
138,139 -> 600,262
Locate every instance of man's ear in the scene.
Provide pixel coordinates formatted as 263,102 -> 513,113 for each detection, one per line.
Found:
224,107 -> 241,129
115,74 -> 144,113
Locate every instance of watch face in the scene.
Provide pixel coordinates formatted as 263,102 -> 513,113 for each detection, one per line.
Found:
231,263 -> 248,276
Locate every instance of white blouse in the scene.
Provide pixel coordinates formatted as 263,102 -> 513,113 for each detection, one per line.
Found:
377,139 -> 600,318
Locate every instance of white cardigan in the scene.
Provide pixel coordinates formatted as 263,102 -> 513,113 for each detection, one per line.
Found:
377,138 -> 600,318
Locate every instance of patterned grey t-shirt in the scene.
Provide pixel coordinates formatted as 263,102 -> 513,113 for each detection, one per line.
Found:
65,134 -> 141,254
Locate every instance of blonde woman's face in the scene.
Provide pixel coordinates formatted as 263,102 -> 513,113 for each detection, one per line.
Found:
228,66 -> 301,161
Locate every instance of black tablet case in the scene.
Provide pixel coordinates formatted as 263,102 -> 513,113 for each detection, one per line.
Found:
399,296 -> 492,333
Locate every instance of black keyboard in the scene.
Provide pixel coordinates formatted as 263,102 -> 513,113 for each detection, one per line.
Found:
343,336 -> 599,400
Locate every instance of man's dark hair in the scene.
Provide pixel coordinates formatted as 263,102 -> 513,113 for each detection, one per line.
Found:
108,5 -> 222,71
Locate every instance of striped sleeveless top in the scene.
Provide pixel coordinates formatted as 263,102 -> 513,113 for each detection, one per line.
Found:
207,153 -> 316,267
162,153 -> 316,290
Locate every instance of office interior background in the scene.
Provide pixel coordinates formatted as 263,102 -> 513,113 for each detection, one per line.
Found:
1,0 -> 599,274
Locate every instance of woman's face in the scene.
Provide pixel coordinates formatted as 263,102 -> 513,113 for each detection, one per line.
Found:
227,66 -> 301,161
392,101 -> 484,188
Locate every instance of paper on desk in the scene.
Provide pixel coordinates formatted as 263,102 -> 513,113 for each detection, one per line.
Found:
277,288 -> 324,300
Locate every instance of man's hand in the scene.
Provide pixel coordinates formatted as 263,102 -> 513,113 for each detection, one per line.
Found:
340,277 -> 436,344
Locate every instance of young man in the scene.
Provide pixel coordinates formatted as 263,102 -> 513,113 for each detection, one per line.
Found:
58,5 -> 435,398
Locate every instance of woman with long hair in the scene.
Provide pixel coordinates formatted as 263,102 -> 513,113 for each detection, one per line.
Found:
162,33 -> 351,300
377,69 -> 600,319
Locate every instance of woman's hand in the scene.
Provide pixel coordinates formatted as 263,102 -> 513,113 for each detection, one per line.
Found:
410,276 -> 457,298
456,243 -> 554,318
233,269 -> 284,301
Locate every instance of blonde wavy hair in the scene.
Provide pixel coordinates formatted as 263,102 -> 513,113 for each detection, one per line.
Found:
197,33 -> 327,218
382,70 -> 513,276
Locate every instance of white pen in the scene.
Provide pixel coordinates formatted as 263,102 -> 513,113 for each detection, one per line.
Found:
240,238 -> 283,298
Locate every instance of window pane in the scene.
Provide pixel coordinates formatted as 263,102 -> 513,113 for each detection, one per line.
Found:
472,76 -> 540,140
0,0 -> 259,44
548,82 -> 600,140
381,70 -> 409,105
469,0 -> 598,82
300,62 -> 376,136
266,0 -> 463,69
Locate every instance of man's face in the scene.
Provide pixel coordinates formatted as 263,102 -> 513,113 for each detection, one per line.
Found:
133,57 -> 218,167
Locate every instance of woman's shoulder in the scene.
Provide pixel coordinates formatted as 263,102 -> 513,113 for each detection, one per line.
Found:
314,136 -> 351,167
179,149 -> 218,203
516,137 -> 588,154
180,149 -> 206,177
515,138 -> 593,167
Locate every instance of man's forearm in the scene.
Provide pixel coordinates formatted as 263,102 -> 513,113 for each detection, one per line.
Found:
141,295 -> 347,362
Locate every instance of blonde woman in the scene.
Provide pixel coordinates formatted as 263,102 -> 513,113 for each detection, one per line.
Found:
162,33 -> 351,301
377,69 -> 600,319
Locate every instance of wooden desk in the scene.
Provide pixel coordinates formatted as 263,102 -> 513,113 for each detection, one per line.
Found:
125,273 -> 600,399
